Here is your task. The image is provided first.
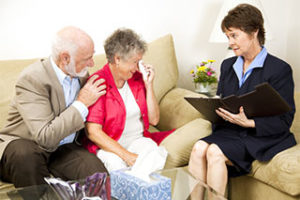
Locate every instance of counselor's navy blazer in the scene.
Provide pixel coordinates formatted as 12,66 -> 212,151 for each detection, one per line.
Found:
212,53 -> 296,162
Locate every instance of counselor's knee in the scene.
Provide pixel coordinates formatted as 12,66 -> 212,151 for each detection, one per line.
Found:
206,144 -> 226,164
190,140 -> 209,159
188,140 -> 209,178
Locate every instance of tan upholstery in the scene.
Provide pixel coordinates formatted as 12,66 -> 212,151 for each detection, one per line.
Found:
161,118 -> 211,168
250,145 -> 300,196
0,34 -> 299,200
158,88 -> 207,131
143,34 -> 179,103
230,175 -> 300,200
0,58 -> 39,128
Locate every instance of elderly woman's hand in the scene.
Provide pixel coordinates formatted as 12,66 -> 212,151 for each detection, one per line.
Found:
143,64 -> 155,87
123,151 -> 138,166
216,106 -> 255,128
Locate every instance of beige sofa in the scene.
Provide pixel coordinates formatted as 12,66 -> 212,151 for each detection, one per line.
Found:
0,34 -> 300,200
0,34 -> 210,196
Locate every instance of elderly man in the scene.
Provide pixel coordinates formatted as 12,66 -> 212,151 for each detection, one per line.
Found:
0,26 -> 107,187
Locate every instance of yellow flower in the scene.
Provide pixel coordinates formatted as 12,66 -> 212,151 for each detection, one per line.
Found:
197,66 -> 207,72
190,59 -> 218,85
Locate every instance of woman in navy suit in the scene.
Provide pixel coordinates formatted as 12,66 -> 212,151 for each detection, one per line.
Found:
188,4 -> 296,196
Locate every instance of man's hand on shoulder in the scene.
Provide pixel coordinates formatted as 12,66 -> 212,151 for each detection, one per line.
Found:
77,75 -> 106,107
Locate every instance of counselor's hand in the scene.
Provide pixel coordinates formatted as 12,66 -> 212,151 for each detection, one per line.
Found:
216,106 -> 255,128
77,75 -> 106,107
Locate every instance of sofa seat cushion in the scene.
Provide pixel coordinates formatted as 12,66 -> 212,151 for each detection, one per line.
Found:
250,144 -> 300,196
150,115 -> 212,169
0,180 -> 15,198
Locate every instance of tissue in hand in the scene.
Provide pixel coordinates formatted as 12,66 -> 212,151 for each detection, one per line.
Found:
110,147 -> 171,200
138,60 -> 149,81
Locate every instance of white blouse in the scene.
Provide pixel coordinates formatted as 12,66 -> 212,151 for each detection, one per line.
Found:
117,81 -> 144,149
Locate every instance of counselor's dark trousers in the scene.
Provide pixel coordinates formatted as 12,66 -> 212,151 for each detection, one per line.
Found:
0,139 -> 107,188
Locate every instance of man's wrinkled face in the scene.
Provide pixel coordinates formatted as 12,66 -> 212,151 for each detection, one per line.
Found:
66,41 -> 95,77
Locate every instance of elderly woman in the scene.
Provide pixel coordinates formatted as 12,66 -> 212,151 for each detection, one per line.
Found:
188,4 -> 296,196
82,28 -> 173,172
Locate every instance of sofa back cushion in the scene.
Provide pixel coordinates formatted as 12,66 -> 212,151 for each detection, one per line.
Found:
0,34 -> 178,129
0,58 -> 39,129
143,34 -> 178,101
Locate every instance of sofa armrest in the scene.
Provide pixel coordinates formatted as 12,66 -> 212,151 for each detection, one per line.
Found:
157,87 -> 207,131
249,144 -> 300,196
160,118 -> 211,168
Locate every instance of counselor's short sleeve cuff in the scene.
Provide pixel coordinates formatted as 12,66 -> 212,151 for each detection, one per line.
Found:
72,101 -> 89,122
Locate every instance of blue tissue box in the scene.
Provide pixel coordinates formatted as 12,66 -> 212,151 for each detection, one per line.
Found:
110,169 -> 171,200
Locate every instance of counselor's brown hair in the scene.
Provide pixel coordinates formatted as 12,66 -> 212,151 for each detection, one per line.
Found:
221,3 -> 266,45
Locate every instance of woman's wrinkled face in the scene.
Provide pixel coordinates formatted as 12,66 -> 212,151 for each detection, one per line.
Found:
117,52 -> 143,80
225,27 -> 258,57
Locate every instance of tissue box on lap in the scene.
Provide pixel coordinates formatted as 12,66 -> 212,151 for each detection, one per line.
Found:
110,170 -> 171,200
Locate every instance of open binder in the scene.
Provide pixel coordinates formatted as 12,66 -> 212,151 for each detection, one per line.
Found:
184,82 -> 291,123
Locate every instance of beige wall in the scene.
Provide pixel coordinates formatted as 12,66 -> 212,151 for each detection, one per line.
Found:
0,0 -> 299,91
286,0 -> 300,92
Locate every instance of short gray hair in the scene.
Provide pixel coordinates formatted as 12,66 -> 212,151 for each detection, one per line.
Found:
104,28 -> 147,63
51,35 -> 78,62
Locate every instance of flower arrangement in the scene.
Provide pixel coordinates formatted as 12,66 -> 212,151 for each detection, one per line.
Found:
190,60 -> 218,87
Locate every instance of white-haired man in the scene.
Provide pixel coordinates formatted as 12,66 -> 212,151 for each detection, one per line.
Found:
0,26 -> 107,187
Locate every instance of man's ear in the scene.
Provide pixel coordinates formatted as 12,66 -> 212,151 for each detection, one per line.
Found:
59,52 -> 71,65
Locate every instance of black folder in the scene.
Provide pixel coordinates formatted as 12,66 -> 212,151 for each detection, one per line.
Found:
184,82 -> 291,123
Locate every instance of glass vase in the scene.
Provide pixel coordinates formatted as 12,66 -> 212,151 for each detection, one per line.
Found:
195,82 -> 210,94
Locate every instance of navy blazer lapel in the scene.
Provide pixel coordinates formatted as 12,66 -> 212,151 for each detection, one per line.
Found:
238,72 -> 256,95
225,59 -> 254,96
238,65 -> 265,95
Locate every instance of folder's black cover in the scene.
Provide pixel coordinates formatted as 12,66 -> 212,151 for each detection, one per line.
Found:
184,83 -> 291,123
